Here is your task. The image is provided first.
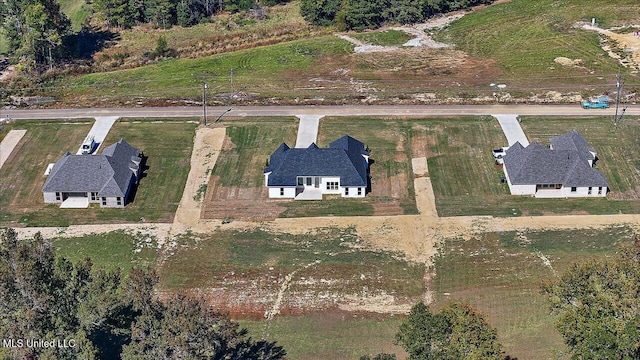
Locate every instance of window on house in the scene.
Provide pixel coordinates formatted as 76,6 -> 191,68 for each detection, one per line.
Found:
91,192 -> 98,201
117,197 -> 122,206
358,187 -> 362,196
326,182 -> 338,190
297,177 -> 304,186
55,192 -> 61,201
588,187 -> 592,195
571,187 -> 577,193
102,197 -> 107,206
306,177 -> 312,186
280,188 -> 284,196
345,188 -> 349,195
598,187 -> 602,195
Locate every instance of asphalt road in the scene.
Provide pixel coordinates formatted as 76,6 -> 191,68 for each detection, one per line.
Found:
2,104 -> 639,120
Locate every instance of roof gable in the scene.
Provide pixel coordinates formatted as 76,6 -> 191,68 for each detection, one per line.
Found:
504,135 -> 607,187
265,136 -> 368,187
42,139 -> 141,197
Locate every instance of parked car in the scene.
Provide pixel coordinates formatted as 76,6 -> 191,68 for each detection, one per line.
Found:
492,147 -> 509,164
581,97 -> 610,109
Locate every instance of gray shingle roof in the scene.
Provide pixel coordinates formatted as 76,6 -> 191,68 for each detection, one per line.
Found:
42,139 -> 141,197
264,135 -> 369,187
550,129 -> 596,162
504,131 -> 608,188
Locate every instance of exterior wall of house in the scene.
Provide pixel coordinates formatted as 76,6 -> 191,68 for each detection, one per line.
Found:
503,167 -> 536,195
100,196 -> 126,208
320,177 -> 341,195
264,172 -> 271,187
561,186 -> 607,198
268,187 -> 296,198
43,192 -> 58,203
341,187 -> 365,198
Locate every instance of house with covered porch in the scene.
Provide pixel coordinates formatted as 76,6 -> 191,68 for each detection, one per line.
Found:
263,135 -> 371,200
42,139 -> 142,208
502,130 -> 608,198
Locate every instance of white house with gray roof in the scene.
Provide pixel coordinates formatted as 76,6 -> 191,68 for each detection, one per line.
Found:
502,130 -> 608,198
42,139 -> 142,208
264,135 -> 370,200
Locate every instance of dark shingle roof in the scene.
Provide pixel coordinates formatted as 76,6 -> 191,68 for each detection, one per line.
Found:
264,135 -> 369,187
504,135 -> 608,187
43,139 -> 141,197
550,129 -> 596,163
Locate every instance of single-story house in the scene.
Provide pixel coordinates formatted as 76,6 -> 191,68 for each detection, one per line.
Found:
502,129 -> 608,198
264,135 -> 371,200
42,139 -> 142,208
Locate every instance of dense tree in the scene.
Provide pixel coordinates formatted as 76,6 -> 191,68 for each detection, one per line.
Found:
300,0 -> 342,26
0,228 -> 286,360
1,0 -> 70,69
396,301 -> 503,360
542,239 -> 640,359
300,0 -> 495,30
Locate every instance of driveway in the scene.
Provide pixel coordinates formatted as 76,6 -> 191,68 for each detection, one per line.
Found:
295,115 -> 322,148
493,114 -> 529,147
76,116 -> 119,154
0,129 -> 27,169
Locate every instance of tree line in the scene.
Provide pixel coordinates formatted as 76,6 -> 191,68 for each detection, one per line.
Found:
92,0 -> 289,30
0,229 -> 286,359
300,0 -> 495,30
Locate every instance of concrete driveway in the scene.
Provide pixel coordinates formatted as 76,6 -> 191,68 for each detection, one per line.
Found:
493,114 -> 529,147
295,115 -> 322,148
76,116 -> 119,154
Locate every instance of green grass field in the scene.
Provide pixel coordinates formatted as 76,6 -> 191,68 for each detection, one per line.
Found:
53,230 -> 159,273
432,225 -> 634,359
159,227 -> 423,293
212,117 -> 298,187
240,313 -> 406,360
0,119 -> 196,227
58,0 -> 90,32
351,29 -> 412,46
0,28 -> 8,55
62,36 -> 354,102
437,0 -> 640,88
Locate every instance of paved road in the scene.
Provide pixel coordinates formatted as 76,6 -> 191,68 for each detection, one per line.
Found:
494,114 -> 529,147
4,105 -> 639,119
295,115 -> 322,148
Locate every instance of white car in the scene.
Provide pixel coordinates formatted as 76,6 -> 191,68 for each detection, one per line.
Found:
492,147 -> 509,164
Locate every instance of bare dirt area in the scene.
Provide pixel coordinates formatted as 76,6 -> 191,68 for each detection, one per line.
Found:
582,23 -> 640,72
200,175 -> 285,221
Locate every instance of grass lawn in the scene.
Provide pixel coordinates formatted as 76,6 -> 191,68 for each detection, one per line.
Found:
159,227 -> 423,294
61,35 -> 354,103
426,116 -> 640,216
351,29 -> 412,46
212,117 -> 298,187
437,0 -> 640,89
0,28 -> 8,55
240,312 -> 406,360
0,118 -> 196,227
53,230 -> 159,273
58,0 -> 89,32
432,225 -> 634,359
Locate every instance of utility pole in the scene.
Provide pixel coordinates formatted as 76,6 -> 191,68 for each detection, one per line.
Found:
230,68 -> 234,95
203,83 -> 208,126
614,73 -> 622,125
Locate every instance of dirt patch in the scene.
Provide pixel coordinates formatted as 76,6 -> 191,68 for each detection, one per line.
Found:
201,175 -> 285,221
582,23 -> 640,72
